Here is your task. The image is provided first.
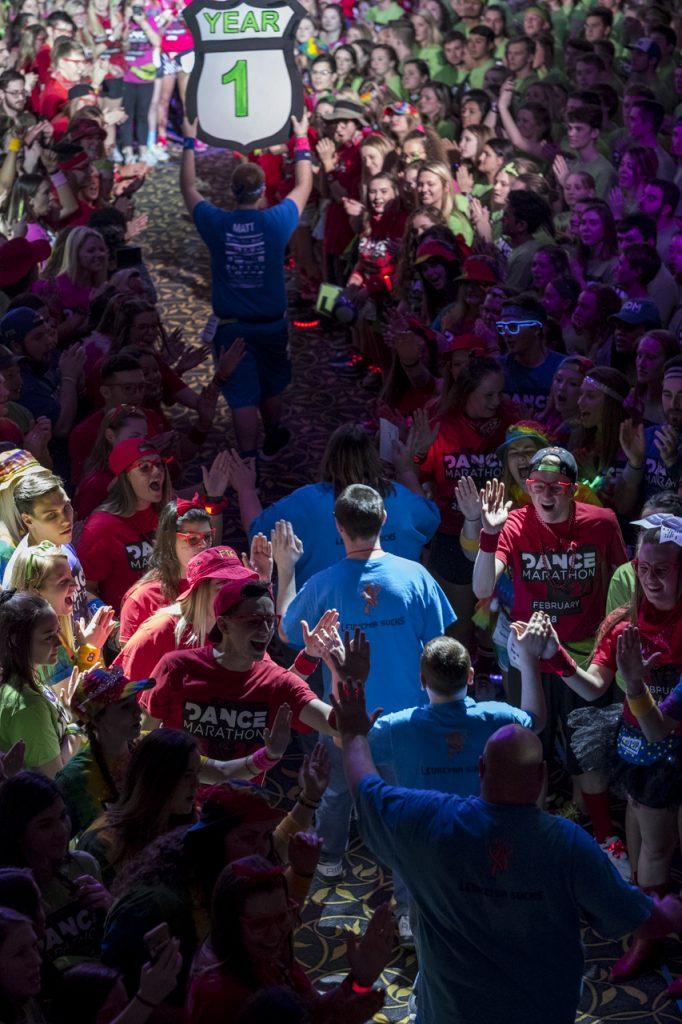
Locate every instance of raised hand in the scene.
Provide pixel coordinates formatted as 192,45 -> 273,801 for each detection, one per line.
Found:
263,703 -> 292,760
406,407 -> 439,460
619,419 -> 645,468
301,608 -> 340,660
288,830 -> 322,877
480,479 -> 511,535
174,341 -> 211,376
617,624 -> 659,695
552,153 -> 569,186
299,741 -> 331,803
456,165 -> 474,195
216,338 -> 246,380
329,678 -> 383,738
77,606 -> 116,650
195,382 -> 219,430
59,344 -> 86,384
224,448 -> 257,493
346,902 -> 394,987
329,627 -> 370,686
138,936 -> 182,1008
271,519 -> 303,568
509,612 -> 552,661
201,449 -> 230,499
243,532 -> 273,582
653,424 -> 679,468
454,475 -> 482,521
291,109 -> 310,137
316,137 -> 338,173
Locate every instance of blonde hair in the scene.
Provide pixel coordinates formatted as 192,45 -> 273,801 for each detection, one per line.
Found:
417,160 -> 454,218
412,10 -> 442,46
0,467 -> 53,546
62,227 -> 107,286
174,579 -> 217,646
8,543 -> 75,653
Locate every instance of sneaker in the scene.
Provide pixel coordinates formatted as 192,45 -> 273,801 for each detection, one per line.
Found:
260,426 -> 291,461
316,859 -> 343,882
600,836 -> 631,882
153,142 -> 170,163
398,914 -> 415,949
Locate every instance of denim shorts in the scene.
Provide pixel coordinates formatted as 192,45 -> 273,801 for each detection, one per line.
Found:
214,319 -> 292,409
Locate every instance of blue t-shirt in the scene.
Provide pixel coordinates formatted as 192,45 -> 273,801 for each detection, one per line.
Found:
369,697 -> 532,795
250,482 -> 440,588
502,350 -> 564,417
19,364 -> 60,424
193,198 -> 299,321
282,553 -> 455,714
642,425 -> 680,502
356,776 -> 652,1024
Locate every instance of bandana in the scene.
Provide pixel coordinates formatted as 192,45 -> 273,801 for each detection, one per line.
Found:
630,514 -> 682,546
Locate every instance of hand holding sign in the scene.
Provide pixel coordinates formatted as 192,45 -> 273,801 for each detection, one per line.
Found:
185,0 -> 306,151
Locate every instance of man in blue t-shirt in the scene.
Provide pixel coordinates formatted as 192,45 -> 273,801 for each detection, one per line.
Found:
498,294 -> 563,417
368,634 -> 542,795
332,683 -> 682,1024
277,484 -> 454,924
181,113 -> 313,462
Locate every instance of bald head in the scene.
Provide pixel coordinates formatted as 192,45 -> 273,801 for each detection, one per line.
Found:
479,725 -> 545,805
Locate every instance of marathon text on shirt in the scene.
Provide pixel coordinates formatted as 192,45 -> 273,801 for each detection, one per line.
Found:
442,451 -> 501,483
44,899 -> 103,959
124,539 -> 154,573
183,698 -> 269,743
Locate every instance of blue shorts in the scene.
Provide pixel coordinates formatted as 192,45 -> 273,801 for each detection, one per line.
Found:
214,320 -> 292,409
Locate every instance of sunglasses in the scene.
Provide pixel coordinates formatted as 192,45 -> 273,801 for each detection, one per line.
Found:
131,458 -> 162,474
176,529 -> 215,549
230,614 -> 281,630
527,478 -> 573,496
496,320 -> 542,336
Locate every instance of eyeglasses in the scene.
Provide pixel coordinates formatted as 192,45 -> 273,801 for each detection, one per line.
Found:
176,529 -> 215,549
63,57 -> 87,65
241,898 -> 299,936
526,477 -> 573,496
632,559 -> 676,581
131,459 -> 162,474
5,90 -> 26,98
496,320 -> 542,336
230,614 -> 281,630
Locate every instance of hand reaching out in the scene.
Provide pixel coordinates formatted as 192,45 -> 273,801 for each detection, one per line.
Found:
201,449 -> 230,499
301,608 -> 340,660
225,448 -> 257,493
480,479 -> 511,535
263,703 -> 292,759
329,678 -> 383,738
271,520 -> 303,569
299,741 -> 331,803
619,419 -> 645,468
454,476 -> 482,521
76,606 -> 116,650
653,425 -> 679,468
243,532 -> 273,582
216,338 -> 246,380
617,624 -> 660,695
406,408 -> 439,459
329,627 -> 370,685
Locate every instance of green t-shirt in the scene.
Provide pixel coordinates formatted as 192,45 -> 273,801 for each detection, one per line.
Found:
466,59 -> 495,90
0,678 -> 61,768
568,153 -> 615,199
436,118 -> 456,140
57,745 -> 124,839
365,1 -> 403,23
606,561 -> 635,616
416,44 -> 443,77
447,209 -> 474,246
434,63 -> 467,88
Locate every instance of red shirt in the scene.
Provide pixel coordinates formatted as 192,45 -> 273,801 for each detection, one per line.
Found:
68,407 -> 166,487
495,502 -> 627,644
0,418 -> 23,446
323,139 -> 361,256
39,75 -> 70,120
119,577 -> 189,645
74,468 -> 113,521
592,597 -> 682,730
76,506 -> 159,612
420,401 -> 518,533
147,647 -> 315,763
113,609 -> 187,690
188,961 -> 311,1024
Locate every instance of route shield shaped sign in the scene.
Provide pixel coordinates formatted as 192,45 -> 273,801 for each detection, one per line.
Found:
185,0 -> 305,152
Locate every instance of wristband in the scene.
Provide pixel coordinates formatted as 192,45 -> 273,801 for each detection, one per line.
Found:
539,646 -> 577,678
294,135 -> 311,150
293,650 -> 320,676
8,137 -> 20,152
626,460 -> 644,472
627,687 -> 656,718
297,795 -> 320,810
294,150 -> 311,162
250,746 -> 281,772
134,994 -> 159,1009
50,171 -> 67,187
460,534 -> 480,553
183,137 -> 196,150
478,530 -> 499,553
351,981 -> 373,994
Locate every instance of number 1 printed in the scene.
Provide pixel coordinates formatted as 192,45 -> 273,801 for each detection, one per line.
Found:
221,59 -> 248,118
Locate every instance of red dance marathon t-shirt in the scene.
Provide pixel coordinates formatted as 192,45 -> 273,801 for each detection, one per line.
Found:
76,507 -> 159,612
147,647 -> 315,764
495,502 -> 627,643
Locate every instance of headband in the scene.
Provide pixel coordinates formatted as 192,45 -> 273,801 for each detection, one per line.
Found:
583,376 -> 623,403
25,541 -> 63,580
501,161 -> 520,177
176,492 -> 228,518
231,181 -> 266,202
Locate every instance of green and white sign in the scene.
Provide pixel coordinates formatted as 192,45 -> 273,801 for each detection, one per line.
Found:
185,0 -> 305,152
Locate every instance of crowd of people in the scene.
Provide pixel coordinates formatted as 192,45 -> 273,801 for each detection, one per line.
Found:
0,0 -> 679,1021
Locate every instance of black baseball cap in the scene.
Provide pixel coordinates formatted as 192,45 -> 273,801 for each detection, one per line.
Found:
527,446 -> 578,483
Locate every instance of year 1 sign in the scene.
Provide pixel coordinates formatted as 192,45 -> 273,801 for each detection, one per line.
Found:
184,0 -> 305,151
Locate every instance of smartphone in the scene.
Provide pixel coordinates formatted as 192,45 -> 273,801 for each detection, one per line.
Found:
144,922 -> 170,961
116,245 -> 142,269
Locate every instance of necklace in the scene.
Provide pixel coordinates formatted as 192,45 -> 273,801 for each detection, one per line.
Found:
531,503 -> 578,577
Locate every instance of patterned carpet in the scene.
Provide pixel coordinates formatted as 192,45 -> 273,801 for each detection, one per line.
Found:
136,153 -> 682,1023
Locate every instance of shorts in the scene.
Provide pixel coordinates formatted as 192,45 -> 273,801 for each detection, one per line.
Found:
159,52 -> 181,76
428,530 -> 474,585
214,320 -> 292,409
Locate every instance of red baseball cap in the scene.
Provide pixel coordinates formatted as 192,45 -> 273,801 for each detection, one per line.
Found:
185,545 -> 257,596
456,256 -> 499,284
0,238 -> 51,287
213,574 -> 262,619
439,331 -> 487,355
108,438 -> 158,476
